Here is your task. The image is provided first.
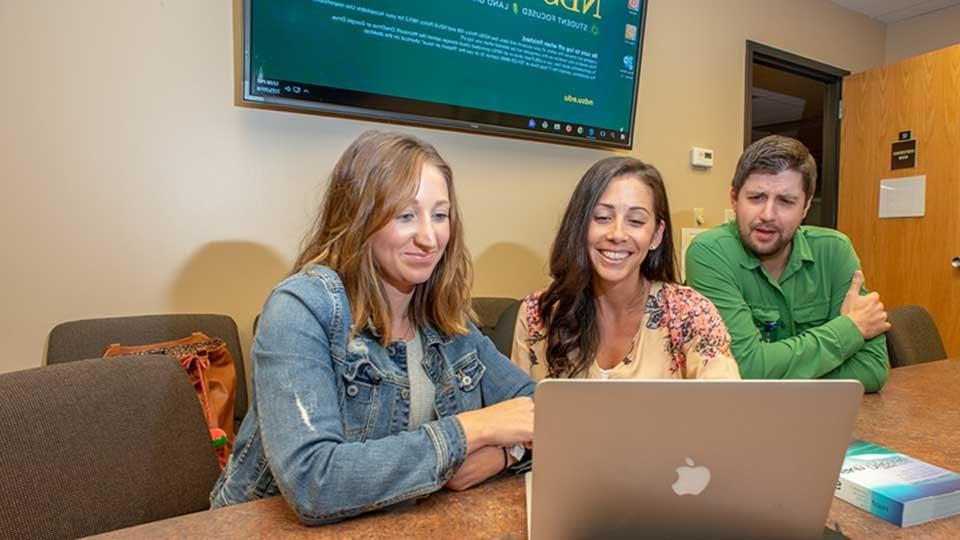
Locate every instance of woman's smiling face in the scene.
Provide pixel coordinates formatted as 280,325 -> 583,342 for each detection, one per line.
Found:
586,174 -> 664,289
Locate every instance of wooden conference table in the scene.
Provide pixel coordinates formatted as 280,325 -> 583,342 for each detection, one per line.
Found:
94,360 -> 960,539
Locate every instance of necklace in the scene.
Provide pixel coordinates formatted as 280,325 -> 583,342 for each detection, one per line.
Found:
594,278 -> 652,370
620,280 -> 653,366
622,334 -> 639,365
394,317 -> 415,341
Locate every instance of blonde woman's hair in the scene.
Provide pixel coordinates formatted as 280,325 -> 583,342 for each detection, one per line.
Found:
293,131 -> 473,344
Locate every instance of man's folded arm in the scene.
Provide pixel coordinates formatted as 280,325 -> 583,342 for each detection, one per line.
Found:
686,242 -> 861,380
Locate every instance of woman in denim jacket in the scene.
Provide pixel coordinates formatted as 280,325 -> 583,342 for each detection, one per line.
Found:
210,131 -> 535,524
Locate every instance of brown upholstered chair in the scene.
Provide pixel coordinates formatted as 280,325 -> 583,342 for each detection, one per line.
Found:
256,299 -> 522,358
46,313 -> 248,429
885,305 -> 947,368
0,355 -> 221,539
471,297 -> 522,358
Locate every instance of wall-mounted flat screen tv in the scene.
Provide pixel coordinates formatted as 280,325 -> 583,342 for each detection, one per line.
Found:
243,0 -> 647,149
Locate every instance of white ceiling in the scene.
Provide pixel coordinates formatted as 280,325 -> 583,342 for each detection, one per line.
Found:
832,0 -> 960,22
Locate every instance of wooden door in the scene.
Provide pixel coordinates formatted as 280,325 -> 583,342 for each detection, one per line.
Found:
838,44 -> 960,357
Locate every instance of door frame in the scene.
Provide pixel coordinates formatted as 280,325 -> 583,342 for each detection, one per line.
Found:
744,41 -> 849,229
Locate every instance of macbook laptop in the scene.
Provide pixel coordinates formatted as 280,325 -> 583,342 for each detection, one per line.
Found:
528,379 -> 863,540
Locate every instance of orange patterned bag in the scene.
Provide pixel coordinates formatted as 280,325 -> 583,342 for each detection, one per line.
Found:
103,332 -> 236,468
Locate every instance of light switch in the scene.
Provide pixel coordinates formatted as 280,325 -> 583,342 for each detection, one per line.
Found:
693,208 -> 705,225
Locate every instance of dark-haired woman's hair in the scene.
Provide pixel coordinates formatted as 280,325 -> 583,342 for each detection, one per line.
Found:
539,157 -> 677,377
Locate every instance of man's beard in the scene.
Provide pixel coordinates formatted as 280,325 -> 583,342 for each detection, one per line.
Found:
738,222 -> 795,259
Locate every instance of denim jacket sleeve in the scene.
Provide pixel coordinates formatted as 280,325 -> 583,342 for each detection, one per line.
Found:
465,322 -> 536,404
469,322 -> 537,472
253,278 -> 468,525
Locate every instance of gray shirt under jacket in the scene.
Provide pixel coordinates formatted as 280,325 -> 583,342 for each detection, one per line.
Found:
405,333 -> 437,430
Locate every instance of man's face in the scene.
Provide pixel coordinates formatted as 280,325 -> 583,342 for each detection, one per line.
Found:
731,170 -> 811,261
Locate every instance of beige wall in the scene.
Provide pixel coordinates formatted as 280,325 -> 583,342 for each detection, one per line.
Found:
0,0 -> 884,374
885,4 -> 960,64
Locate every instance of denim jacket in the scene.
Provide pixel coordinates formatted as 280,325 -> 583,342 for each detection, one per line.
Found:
210,265 -> 535,524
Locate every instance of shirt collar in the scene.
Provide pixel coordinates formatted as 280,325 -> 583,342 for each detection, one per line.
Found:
730,221 -> 763,270
365,323 -> 450,347
419,325 -> 451,347
791,227 -> 815,264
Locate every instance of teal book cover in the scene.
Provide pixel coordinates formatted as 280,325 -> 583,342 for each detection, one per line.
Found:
835,438 -> 960,527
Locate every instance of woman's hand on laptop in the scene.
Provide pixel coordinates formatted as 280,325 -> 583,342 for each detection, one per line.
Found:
456,396 -> 534,454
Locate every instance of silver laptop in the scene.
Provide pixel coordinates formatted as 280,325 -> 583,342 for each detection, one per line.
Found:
529,379 -> 863,540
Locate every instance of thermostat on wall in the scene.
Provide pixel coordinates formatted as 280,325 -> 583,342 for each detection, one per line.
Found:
691,147 -> 714,168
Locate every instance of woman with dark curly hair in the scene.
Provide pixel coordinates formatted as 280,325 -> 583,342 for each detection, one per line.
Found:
511,157 -> 740,381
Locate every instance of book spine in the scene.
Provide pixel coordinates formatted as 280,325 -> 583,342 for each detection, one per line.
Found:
835,476 -> 906,526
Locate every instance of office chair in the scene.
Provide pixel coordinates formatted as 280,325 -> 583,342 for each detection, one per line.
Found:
46,313 -> 248,429
885,305 -> 947,368
255,299 -> 521,357
471,297 -> 521,357
0,355 -> 222,539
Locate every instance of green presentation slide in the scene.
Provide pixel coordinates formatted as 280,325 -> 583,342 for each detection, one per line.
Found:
251,0 -> 645,132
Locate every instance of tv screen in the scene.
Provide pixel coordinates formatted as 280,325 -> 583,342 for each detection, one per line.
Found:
243,0 -> 647,149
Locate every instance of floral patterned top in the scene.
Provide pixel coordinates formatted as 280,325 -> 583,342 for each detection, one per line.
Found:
510,281 -> 740,381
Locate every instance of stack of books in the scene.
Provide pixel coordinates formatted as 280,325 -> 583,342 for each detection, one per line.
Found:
835,438 -> 960,527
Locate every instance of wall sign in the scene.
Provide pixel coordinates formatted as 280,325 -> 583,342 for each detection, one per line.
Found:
891,139 -> 917,169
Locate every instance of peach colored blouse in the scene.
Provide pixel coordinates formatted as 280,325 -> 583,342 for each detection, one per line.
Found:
510,281 -> 741,381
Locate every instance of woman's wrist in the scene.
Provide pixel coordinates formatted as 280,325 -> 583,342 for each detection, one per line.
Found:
455,410 -> 489,454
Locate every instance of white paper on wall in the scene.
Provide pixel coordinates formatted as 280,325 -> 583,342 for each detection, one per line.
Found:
878,175 -> 925,218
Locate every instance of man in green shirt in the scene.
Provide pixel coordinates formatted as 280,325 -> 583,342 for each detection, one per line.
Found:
686,135 -> 890,392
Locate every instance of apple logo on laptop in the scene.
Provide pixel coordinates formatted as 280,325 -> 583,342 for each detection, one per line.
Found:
672,457 -> 711,495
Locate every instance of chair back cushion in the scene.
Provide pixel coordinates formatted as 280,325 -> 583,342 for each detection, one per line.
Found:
0,355 -> 222,539
471,297 -> 521,357
47,314 -> 248,429
886,305 -> 947,367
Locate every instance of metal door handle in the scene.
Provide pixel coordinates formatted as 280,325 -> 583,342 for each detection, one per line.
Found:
953,257 -> 960,269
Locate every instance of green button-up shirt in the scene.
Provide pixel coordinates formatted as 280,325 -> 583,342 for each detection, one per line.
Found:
686,221 -> 888,392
